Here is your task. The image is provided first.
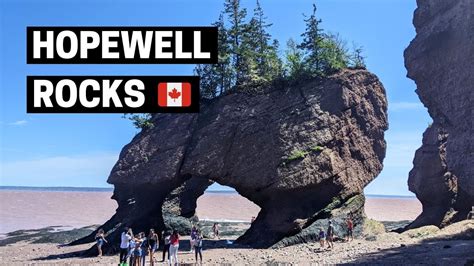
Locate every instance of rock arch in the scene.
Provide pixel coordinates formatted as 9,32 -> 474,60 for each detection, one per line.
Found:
71,69 -> 388,254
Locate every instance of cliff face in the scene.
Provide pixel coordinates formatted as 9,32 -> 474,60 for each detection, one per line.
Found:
404,0 -> 474,229
73,69 -> 387,252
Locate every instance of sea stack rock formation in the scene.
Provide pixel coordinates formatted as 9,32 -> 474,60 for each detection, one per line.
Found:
73,69 -> 387,252
404,0 -> 474,229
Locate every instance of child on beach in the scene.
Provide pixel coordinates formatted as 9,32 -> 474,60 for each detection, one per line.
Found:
148,229 -> 159,265
318,228 -> 326,250
95,228 -> 107,257
161,231 -> 171,263
326,221 -> 335,249
194,230 -> 203,264
169,230 -> 180,265
212,223 -> 220,239
346,217 -> 354,242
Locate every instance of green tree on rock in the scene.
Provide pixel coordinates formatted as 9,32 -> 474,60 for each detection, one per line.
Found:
245,0 -> 282,83
319,33 -> 350,74
195,13 -> 232,98
350,43 -> 366,69
224,0 -> 248,86
298,3 -> 325,77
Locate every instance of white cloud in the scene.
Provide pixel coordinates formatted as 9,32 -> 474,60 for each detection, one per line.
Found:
0,153 -> 118,187
8,120 -> 28,126
389,102 -> 424,111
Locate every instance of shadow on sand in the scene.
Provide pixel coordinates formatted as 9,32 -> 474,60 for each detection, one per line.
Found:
32,238 -> 251,261
348,229 -> 474,265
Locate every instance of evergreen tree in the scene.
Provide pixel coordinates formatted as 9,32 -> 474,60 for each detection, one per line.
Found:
298,3 -> 325,76
318,33 -> 350,74
243,0 -> 283,84
195,64 -> 219,98
195,13 -> 232,98
193,1 -> 358,100
244,8 -> 264,83
224,0 -> 248,86
250,0 -> 272,79
123,113 -> 154,129
298,4 -> 353,76
285,38 -> 305,81
266,39 -> 283,80
214,13 -> 233,94
350,43 -> 366,69
126,1 -> 368,130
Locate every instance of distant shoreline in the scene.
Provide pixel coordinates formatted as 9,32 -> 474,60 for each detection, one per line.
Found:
0,186 -> 416,198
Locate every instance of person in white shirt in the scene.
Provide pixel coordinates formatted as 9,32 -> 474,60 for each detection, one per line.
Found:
119,227 -> 132,264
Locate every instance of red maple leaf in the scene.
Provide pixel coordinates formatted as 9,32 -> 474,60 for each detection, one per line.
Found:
168,88 -> 181,101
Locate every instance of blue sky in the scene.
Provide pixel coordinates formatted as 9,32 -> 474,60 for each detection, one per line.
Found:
0,0 -> 430,195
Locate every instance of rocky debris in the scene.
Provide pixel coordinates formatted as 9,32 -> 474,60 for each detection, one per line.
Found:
402,225 -> 440,239
362,218 -> 386,238
404,0 -> 474,230
72,69 -> 388,254
425,220 -> 474,241
273,194 -> 383,247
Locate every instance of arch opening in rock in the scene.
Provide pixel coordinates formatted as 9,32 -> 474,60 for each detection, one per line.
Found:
162,177 -> 261,241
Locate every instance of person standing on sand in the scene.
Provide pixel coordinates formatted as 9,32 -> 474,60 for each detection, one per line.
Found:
148,229 -> 159,265
139,232 -> 149,266
161,230 -> 171,262
326,221 -> 335,249
119,227 -> 132,264
346,216 -> 354,242
169,230 -> 180,265
95,228 -> 107,257
190,225 -> 198,253
212,223 -> 220,239
194,230 -> 203,264
128,234 -> 137,266
318,228 -> 326,250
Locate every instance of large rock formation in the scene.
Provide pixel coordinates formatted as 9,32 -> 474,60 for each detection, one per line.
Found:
73,69 -> 387,252
404,0 -> 474,229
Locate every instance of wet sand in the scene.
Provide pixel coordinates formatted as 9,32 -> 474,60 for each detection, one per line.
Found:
0,190 -> 422,235
0,190 -> 117,235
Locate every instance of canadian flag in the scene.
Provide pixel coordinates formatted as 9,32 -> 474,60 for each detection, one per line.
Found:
158,82 -> 191,107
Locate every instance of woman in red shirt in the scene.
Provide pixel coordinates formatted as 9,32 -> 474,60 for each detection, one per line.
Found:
169,230 -> 180,265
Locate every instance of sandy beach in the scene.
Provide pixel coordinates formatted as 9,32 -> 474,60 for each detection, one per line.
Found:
0,218 -> 472,265
4,189 -> 472,265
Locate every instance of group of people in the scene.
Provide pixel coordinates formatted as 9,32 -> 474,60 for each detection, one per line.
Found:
116,228 -> 161,266
95,225 -> 208,265
94,216 -> 354,264
318,216 -> 354,250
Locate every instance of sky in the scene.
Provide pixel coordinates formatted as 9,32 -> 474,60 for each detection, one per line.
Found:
0,0 -> 431,195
